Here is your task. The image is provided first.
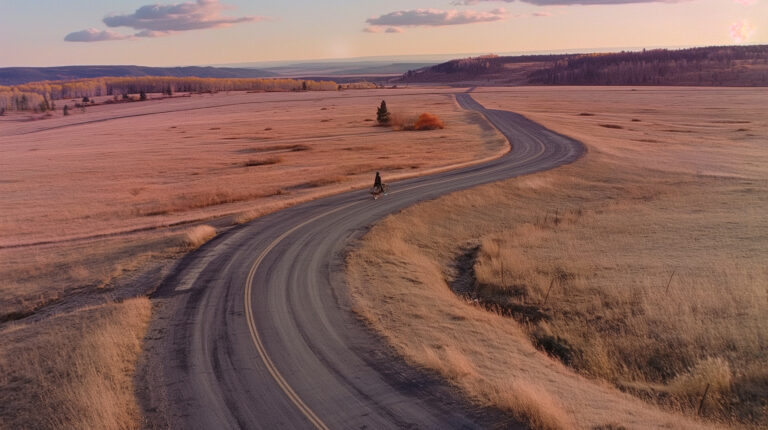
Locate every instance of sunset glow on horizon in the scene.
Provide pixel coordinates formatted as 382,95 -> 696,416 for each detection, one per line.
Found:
1,0 -> 765,67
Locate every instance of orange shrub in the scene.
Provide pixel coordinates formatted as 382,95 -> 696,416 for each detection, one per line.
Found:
414,113 -> 445,130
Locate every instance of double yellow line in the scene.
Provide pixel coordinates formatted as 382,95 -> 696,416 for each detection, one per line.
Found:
244,202 -> 357,430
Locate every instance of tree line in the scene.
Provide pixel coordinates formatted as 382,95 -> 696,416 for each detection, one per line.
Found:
527,45 -> 768,86
0,76 -> 339,113
401,45 -> 768,86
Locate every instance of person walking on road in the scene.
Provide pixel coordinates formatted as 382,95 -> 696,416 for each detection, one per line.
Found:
373,171 -> 383,194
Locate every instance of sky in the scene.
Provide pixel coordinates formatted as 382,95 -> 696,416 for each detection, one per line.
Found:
0,0 -> 765,67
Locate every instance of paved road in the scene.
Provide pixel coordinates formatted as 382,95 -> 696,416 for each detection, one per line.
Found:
144,93 -> 585,429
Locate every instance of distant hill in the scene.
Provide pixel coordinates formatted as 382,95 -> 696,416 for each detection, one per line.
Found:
0,65 -> 277,86
401,45 -> 768,86
260,62 -> 436,77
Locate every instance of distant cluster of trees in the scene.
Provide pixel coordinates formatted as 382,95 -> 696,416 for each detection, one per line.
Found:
341,81 -> 378,89
0,76 -> 339,112
528,45 -> 768,86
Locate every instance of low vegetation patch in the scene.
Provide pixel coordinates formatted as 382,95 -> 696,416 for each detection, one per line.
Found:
299,175 -> 347,188
414,113 -> 445,130
390,112 -> 446,131
0,298 -> 151,429
243,156 -> 283,167
182,225 -> 217,249
238,144 -> 310,154
376,100 -> 445,131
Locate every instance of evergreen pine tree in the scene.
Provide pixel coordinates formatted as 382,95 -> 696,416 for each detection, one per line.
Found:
376,100 -> 391,125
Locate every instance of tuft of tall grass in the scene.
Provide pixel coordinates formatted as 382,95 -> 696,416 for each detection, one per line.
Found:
0,298 -> 151,429
182,225 -> 216,249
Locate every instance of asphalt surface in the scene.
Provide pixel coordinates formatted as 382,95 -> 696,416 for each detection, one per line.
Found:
144,93 -> 585,429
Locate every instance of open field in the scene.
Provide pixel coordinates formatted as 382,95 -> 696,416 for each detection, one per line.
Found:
347,87 -> 767,428
0,87 -> 507,428
0,88 -> 506,320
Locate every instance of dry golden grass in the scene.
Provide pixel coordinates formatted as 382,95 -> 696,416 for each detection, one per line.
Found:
0,88 -> 506,319
0,297 -> 151,429
0,233 -> 175,322
182,225 -> 217,249
0,88 -> 505,429
348,87 -> 767,429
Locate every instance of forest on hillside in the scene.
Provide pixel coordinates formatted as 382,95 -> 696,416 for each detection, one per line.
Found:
529,45 -> 768,85
402,45 -> 768,86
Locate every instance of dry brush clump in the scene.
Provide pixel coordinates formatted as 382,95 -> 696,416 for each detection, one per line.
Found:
669,357 -> 733,411
182,225 -> 217,249
243,156 -> 283,167
139,188 -> 286,216
469,192 -> 768,423
485,380 -> 576,430
390,112 -> 445,131
0,297 -> 151,429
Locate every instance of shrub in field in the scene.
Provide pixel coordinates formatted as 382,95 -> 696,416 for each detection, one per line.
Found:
390,112 -> 445,131
669,357 -> 733,409
414,113 -> 445,130
182,225 -> 217,249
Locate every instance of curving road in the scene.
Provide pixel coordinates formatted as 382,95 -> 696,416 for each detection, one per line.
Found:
143,93 -> 585,429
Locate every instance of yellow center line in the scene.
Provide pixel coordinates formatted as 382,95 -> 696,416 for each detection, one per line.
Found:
244,201 -> 358,430
242,98 -> 548,429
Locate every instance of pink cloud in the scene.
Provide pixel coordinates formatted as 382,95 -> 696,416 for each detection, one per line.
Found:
730,19 -> 755,43
103,0 -> 261,32
65,0 -> 262,42
366,8 -> 508,28
454,0 -> 692,4
64,28 -> 130,42
363,26 -> 404,34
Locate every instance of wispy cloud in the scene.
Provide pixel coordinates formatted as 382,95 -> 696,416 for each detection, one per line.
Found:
65,0 -> 262,42
363,26 -> 404,33
453,0 -> 689,4
64,28 -> 130,42
365,8 -> 507,33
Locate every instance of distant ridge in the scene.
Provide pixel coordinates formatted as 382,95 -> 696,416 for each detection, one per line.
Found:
400,45 -> 768,87
0,65 -> 277,86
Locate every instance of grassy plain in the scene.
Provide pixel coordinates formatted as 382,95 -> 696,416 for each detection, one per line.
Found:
0,88 -> 506,427
0,88 -> 506,318
347,87 -> 767,429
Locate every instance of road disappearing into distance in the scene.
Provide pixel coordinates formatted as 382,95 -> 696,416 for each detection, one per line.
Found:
145,93 -> 585,429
